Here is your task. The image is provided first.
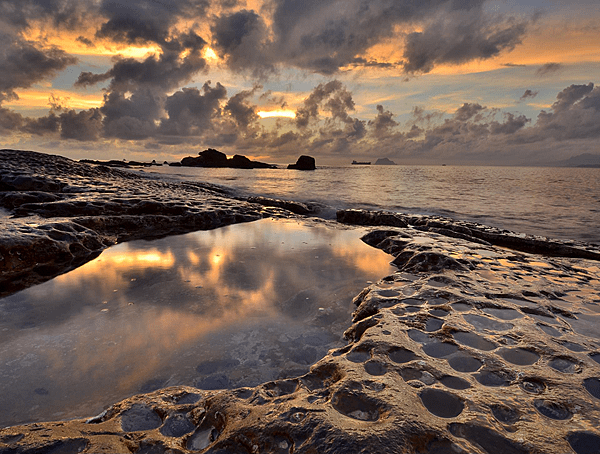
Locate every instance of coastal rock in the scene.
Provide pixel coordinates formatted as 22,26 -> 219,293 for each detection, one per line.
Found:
180,148 -> 275,169
337,209 -> 600,261
3,225 -> 600,453
3,149 -> 600,454
374,158 -> 396,165
287,155 -> 316,170
247,196 -> 318,216
0,149 -> 288,296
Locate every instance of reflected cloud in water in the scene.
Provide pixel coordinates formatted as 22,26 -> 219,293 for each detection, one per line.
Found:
0,219 -> 393,427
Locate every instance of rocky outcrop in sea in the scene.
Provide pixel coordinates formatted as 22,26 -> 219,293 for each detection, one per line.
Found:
1,150 -> 600,454
179,149 -> 276,169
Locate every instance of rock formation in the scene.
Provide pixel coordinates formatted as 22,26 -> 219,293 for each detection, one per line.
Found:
0,149 -> 283,297
287,155 -> 316,170
374,158 -> 396,165
2,150 -> 600,454
180,149 -> 275,169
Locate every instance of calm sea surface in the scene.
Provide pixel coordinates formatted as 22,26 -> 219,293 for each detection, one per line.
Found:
145,165 -> 600,244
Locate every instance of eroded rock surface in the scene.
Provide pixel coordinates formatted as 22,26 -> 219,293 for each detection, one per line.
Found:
2,222 -> 600,453
2,151 -> 600,453
0,150 -> 284,297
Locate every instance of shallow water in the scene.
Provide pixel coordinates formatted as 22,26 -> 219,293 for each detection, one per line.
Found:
0,218 -> 393,428
144,165 -> 600,243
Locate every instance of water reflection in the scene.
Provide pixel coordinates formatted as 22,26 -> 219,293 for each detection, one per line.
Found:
0,218 -> 393,427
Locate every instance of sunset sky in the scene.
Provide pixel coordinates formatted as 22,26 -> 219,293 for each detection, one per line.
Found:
1,0 -> 599,165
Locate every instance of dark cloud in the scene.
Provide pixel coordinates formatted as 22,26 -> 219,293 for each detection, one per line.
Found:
232,0 -> 530,75
159,83 -> 228,137
211,9 -> 271,74
0,0 -> 90,30
454,103 -> 486,121
520,89 -> 538,100
0,34 -> 77,102
0,108 -> 24,133
97,0 -> 209,46
101,87 -> 163,140
403,11 -> 527,73
533,83 -> 600,140
76,36 -> 95,47
74,71 -> 112,88
536,62 -> 563,76
295,80 -> 354,128
55,109 -> 103,141
368,105 -> 398,135
224,86 -> 260,130
489,113 -> 530,134
22,113 -> 60,135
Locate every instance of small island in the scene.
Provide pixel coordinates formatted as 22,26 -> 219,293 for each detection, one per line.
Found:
374,157 -> 396,165
179,148 -> 276,169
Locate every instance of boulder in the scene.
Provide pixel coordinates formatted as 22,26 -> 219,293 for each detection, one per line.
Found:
181,149 -> 228,167
180,149 -> 275,169
287,155 -> 316,170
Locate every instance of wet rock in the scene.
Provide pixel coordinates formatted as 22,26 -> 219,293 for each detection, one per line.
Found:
449,423 -> 529,454
3,163 -> 600,454
287,155 -> 316,170
160,413 -> 195,437
490,404 -> 520,424
180,148 -> 275,169
419,388 -> 464,418
247,196 -> 316,215
533,399 -> 572,420
0,150 -> 273,296
583,377 -> 600,400
567,432 -> 600,454
121,404 -> 163,432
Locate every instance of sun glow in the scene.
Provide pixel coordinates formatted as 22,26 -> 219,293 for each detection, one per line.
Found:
257,110 -> 296,119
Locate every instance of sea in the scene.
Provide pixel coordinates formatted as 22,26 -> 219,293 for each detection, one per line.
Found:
143,164 -> 600,244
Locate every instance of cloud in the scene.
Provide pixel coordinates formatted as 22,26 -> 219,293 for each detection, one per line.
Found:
76,36 -> 95,47
368,105 -> 398,135
403,9 -> 528,73
224,86 -> 261,130
295,80 -> 355,128
536,62 -> 563,76
0,0 -> 91,30
204,0 -> 531,75
520,89 -> 538,100
211,10 -> 272,74
454,103 -> 486,121
159,83 -> 228,137
96,0 -> 209,46
0,34 -> 77,102
533,83 -> 600,140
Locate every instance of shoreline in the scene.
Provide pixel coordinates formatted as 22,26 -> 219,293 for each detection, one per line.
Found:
1,150 -> 600,453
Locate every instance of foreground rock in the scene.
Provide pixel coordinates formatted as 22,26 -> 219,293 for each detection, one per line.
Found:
2,150 -> 600,453
180,148 -> 276,169
287,155 -> 316,170
0,149 -> 292,297
2,223 -> 600,453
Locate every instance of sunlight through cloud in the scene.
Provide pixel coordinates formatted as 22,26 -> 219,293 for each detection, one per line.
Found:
257,110 -> 296,119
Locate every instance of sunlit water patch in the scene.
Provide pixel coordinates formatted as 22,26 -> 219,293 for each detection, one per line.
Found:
0,218 -> 394,428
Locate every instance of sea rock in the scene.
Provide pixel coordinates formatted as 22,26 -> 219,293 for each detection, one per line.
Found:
0,149 -> 292,296
3,225 -> 600,453
180,148 -> 275,169
3,149 -> 600,454
287,155 -> 316,170
374,158 -> 396,165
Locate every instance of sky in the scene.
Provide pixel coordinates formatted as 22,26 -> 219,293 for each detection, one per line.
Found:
1,0 -> 599,166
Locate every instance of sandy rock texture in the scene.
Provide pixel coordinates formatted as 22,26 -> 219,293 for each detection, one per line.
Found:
2,151 -> 600,453
0,150 -> 279,297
